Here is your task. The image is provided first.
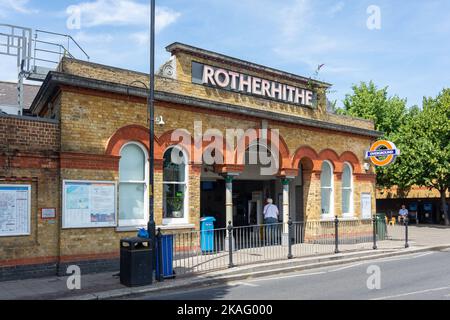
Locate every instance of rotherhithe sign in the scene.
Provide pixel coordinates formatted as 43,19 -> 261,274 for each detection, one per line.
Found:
192,61 -> 315,107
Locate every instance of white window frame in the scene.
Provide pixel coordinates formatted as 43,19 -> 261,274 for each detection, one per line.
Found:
341,162 -> 354,218
162,146 -> 189,225
320,160 -> 334,219
118,142 -> 149,228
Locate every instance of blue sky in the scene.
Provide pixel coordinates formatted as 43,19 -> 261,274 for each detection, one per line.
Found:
1,0 -> 449,108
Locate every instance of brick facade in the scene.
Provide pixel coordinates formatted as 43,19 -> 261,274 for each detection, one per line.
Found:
0,43 -> 380,280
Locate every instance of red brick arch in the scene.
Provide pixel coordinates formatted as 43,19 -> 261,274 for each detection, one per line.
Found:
202,132 -> 234,164
291,145 -> 320,170
155,129 -> 195,160
339,151 -> 362,174
318,148 -> 341,172
233,128 -> 291,169
105,125 -> 156,156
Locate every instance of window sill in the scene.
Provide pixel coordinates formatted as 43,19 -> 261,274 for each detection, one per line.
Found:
115,226 -> 142,232
157,223 -> 196,230
341,215 -> 356,220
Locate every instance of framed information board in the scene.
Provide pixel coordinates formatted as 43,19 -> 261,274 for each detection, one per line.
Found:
62,180 -> 117,228
0,185 -> 31,236
361,193 -> 372,219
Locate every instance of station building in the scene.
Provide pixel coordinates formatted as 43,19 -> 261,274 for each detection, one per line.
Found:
0,43 -> 381,279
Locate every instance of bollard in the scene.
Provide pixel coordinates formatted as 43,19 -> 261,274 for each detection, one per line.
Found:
287,217 -> 293,259
405,216 -> 409,248
334,216 -> 339,254
372,215 -> 377,250
227,221 -> 234,268
156,228 -> 164,282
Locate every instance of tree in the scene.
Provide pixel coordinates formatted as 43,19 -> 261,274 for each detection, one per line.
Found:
339,83 -> 450,225
337,81 -> 409,187
390,89 -> 450,225
337,81 -> 409,135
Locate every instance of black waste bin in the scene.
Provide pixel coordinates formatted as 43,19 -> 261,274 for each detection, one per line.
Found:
120,237 -> 153,287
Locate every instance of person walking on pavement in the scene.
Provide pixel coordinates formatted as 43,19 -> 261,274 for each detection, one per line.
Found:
263,198 -> 279,245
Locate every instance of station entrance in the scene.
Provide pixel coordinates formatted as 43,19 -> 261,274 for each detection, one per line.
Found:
200,179 -> 277,229
200,144 -> 281,229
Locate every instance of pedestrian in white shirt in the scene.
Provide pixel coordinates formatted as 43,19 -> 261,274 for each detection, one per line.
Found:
263,198 -> 279,224
263,198 -> 279,245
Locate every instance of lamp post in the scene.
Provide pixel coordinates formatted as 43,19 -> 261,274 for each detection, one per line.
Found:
147,0 -> 156,250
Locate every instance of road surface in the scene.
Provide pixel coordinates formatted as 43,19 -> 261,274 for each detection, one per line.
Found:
128,249 -> 450,300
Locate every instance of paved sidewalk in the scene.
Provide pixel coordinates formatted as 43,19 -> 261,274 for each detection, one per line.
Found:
0,225 -> 449,300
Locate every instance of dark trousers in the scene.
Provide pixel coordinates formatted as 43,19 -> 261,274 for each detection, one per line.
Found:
264,217 -> 278,244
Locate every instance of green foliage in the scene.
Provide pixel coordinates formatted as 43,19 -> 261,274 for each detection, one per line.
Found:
339,83 -> 449,194
393,89 -> 450,191
167,195 -> 183,211
337,81 -> 409,135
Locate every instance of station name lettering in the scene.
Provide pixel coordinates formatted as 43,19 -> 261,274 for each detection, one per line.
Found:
197,63 -> 314,107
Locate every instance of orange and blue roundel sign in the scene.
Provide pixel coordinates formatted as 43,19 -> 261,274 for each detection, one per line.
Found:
365,140 -> 400,167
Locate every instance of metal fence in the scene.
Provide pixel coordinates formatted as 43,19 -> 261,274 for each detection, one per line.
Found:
158,217 -> 410,277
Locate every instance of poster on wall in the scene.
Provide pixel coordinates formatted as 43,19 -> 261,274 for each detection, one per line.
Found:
361,193 -> 372,219
0,185 -> 31,236
63,180 -> 116,228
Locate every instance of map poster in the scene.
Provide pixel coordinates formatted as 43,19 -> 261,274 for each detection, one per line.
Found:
0,185 -> 31,237
63,180 -> 116,228
361,193 -> 372,219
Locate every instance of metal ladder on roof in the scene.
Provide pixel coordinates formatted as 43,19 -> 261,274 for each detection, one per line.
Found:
0,23 -> 89,114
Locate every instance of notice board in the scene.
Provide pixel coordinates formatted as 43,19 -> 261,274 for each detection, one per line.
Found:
0,185 -> 31,236
62,180 -> 116,228
361,192 -> 372,219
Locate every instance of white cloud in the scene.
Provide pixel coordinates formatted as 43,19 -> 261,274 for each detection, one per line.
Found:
271,0 -> 357,77
73,31 -> 114,44
278,0 -> 312,42
69,0 -> 180,32
130,31 -> 148,45
0,56 -> 19,82
327,1 -> 345,17
0,0 -> 38,14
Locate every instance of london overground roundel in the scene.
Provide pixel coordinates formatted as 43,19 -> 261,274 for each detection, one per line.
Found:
365,140 -> 400,167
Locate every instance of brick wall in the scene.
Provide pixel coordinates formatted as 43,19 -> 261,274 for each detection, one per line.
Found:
0,52 -> 379,280
0,114 -> 60,280
58,56 -> 375,132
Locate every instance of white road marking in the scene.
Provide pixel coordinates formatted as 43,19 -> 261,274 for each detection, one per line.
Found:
364,251 -> 434,264
328,262 -> 365,272
230,281 -> 259,287
247,271 -> 326,283
371,285 -> 450,300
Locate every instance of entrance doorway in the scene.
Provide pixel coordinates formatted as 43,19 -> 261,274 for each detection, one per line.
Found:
200,179 -> 275,228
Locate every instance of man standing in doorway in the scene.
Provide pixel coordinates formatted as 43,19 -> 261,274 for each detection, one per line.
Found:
263,198 -> 279,245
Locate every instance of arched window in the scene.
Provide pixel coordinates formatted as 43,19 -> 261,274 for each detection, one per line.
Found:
119,142 -> 148,227
342,163 -> 353,216
320,161 -> 334,217
163,147 -> 188,223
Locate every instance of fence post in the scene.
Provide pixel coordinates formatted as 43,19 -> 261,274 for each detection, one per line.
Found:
227,221 -> 234,268
287,217 -> 293,259
156,228 -> 164,282
372,215 -> 377,250
404,216 -> 409,248
334,216 -> 339,254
